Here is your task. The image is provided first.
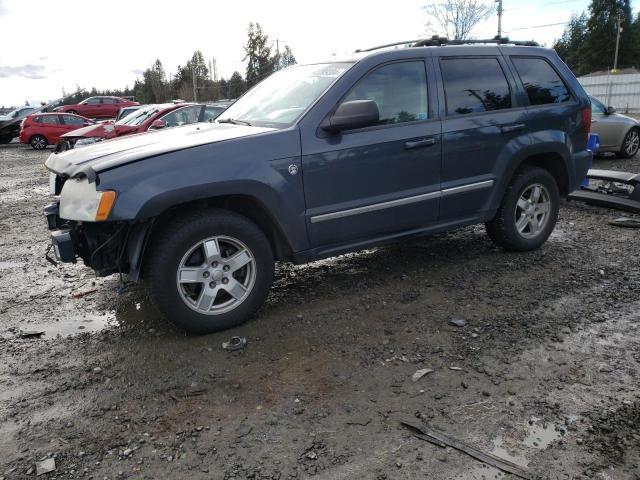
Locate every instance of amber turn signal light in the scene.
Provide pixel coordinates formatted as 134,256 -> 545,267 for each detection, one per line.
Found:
95,191 -> 117,221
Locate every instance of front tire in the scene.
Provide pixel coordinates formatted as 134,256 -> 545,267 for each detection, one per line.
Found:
618,127 -> 639,158
485,166 -> 559,251
29,135 -> 48,150
144,209 -> 274,334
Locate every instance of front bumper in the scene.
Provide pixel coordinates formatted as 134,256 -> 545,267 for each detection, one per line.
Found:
43,201 -> 149,279
44,203 -> 76,263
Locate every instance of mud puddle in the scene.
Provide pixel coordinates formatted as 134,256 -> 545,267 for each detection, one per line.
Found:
23,311 -> 116,337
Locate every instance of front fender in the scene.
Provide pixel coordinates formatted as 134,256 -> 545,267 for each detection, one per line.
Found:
97,129 -> 309,252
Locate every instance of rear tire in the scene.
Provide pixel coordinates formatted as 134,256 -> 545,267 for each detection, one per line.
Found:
29,135 -> 48,150
144,209 -> 274,334
485,166 -> 559,251
68,110 -> 78,115
618,127 -> 639,158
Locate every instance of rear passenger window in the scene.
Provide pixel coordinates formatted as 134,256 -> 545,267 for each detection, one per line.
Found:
342,61 -> 429,125
39,116 -> 60,125
440,58 -> 512,115
511,57 -> 570,105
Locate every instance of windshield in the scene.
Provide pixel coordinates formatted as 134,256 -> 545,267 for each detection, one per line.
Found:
116,105 -> 161,126
217,63 -> 352,128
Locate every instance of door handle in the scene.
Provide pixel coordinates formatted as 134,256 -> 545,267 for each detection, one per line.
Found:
405,138 -> 436,150
500,123 -> 525,134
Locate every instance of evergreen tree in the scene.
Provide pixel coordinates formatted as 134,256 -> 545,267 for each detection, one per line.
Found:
577,0 -> 636,73
275,45 -> 297,70
227,71 -> 246,98
244,23 -> 276,87
553,13 -> 589,75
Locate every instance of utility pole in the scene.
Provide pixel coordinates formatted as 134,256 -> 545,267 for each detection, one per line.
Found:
496,0 -> 503,38
613,12 -> 622,72
192,64 -> 198,103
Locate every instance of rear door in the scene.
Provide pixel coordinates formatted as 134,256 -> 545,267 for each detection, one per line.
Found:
38,115 -> 66,143
436,53 -> 529,220
301,59 -> 442,247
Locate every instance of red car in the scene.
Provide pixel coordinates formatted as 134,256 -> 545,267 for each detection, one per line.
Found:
59,103 -> 227,149
19,113 -> 95,149
54,96 -> 139,119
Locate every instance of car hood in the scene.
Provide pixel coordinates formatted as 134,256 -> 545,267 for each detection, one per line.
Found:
0,114 -> 12,122
45,122 -> 277,182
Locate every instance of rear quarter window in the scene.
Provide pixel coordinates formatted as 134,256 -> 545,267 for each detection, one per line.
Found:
440,57 -> 512,115
511,57 -> 571,106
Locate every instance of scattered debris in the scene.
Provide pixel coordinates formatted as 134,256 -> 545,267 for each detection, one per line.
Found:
36,458 -> 56,476
449,366 -> 463,371
71,288 -> 98,299
568,169 -> 640,213
222,336 -> 247,352
19,330 -> 44,338
400,422 -> 532,480
448,317 -> 467,327
412,368 -> 434,382
609,217 -> 640,228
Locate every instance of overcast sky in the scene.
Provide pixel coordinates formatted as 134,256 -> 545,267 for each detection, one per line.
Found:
0,0 -> 634,107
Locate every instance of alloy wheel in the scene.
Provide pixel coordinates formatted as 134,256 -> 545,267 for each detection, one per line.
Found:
176,236 -> 256,315
624,130 -> 639,157
514,184 -> 551,239
30,136 -> 46,149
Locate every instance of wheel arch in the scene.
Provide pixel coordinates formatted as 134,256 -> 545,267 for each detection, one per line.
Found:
130,194 -> 295,281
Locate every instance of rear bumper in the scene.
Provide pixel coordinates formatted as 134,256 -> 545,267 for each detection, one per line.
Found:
570,149 -> 592,192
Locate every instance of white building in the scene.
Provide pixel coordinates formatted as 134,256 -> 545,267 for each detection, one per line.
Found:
578,69 -> 640,113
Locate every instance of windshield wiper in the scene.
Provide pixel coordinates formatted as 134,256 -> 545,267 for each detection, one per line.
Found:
217,118 -> 252,126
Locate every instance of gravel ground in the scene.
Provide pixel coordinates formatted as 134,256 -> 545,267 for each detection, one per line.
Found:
0,143 -> 639,479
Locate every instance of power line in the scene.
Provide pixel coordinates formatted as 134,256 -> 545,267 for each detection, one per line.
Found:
506,21 -> 569,32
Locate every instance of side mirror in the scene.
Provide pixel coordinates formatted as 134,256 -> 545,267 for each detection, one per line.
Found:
150,119 -> 166,130
606,106 -> 616,115
322,100 -> 379,134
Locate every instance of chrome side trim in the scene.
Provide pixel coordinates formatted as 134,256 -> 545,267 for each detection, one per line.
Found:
310,191 -> 441,223
441,179 -> 494,197
309,180 -> 494,223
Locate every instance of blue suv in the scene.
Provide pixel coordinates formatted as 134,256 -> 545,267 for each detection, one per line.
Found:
44,37 -> 593,334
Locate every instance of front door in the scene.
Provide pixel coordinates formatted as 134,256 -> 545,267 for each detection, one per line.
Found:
301,60 -> 442,247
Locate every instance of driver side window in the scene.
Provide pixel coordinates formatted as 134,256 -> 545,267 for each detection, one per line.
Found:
341,61 -> 429,126
159,105 -> 202,128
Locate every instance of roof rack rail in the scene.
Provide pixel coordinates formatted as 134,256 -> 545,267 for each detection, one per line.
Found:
357,36 -> 539,53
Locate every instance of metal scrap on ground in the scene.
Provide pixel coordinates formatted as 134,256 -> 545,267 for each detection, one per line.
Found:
400,421 -> 533,480
609,217 -> 640,228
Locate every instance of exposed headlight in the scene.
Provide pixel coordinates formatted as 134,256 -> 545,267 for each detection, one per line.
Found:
59,178 -> 117,222
74,137 -> 103,147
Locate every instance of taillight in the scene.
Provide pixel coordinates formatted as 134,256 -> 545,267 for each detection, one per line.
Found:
581,106 -> 591,142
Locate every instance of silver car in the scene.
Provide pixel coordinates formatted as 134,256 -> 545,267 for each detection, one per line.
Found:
590,96 -> 640,158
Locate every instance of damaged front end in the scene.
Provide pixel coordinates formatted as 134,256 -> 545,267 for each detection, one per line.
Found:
43,158 -> 151,280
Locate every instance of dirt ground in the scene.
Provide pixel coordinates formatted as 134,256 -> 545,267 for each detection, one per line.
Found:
1,142 -> 639,480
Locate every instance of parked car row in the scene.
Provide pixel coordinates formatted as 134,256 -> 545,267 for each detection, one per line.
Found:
56,102 -> 230,151
18,99 -> 230,150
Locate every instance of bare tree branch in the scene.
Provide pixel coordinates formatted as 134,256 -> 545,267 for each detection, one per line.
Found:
424,0 -> 496,40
